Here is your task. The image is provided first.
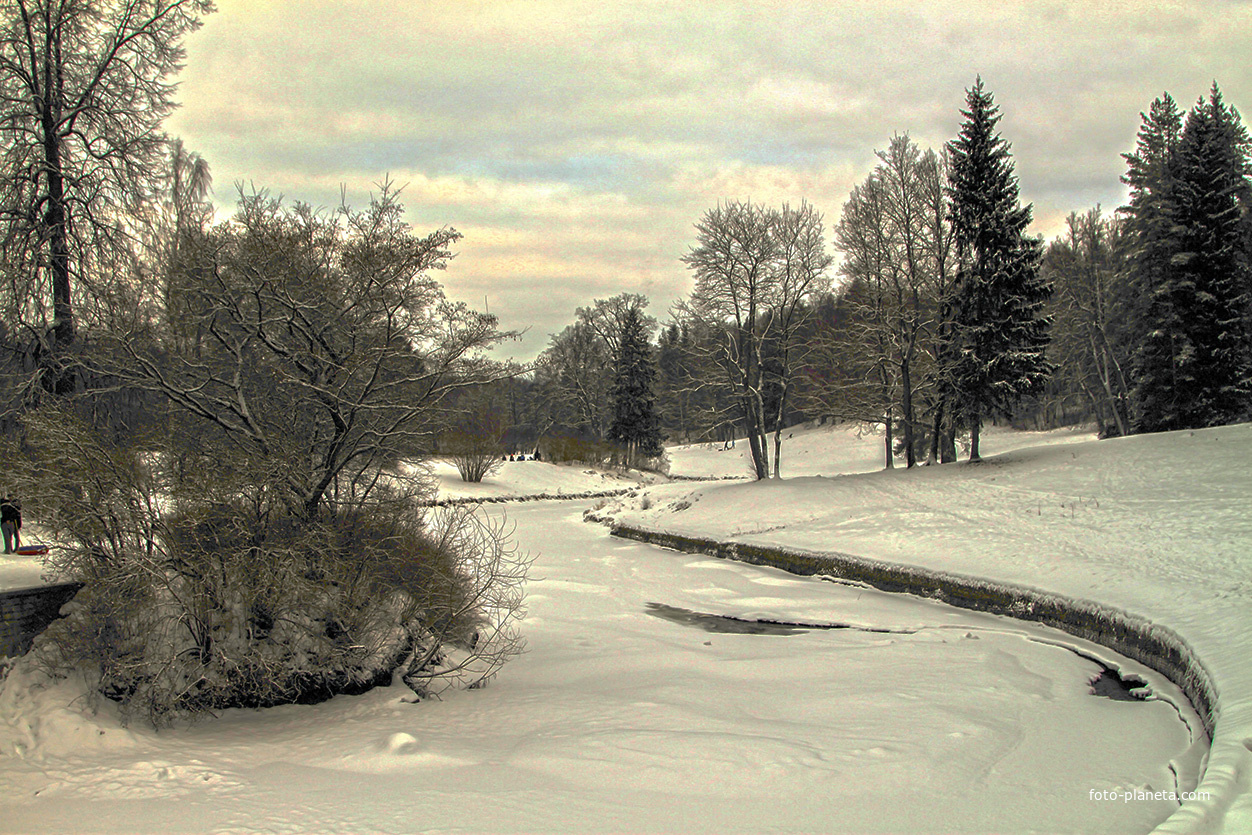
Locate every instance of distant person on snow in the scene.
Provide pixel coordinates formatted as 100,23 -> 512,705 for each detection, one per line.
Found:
1,496 -> 21,554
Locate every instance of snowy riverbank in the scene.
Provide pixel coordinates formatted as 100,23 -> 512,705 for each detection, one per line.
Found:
601,421 -> 1252,834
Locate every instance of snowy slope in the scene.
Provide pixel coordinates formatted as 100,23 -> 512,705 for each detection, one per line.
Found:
0,421 -> 1244,833
607,422 -> 1252,834
0,521 -> 58,591
664,420 -> 1096,479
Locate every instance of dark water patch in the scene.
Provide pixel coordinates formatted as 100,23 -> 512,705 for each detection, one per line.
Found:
1022,636 -> 1157,703
1090,666 -> 1150,701
645,603 -> 913,636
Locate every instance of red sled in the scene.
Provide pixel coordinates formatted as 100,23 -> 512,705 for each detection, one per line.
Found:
14,544 -> 49,556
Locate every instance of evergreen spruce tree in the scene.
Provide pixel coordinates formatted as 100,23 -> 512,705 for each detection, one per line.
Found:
1124,86 -> 1252,432
1121,94 -> 1185,431
944,79 -> 1052,460
608,306 -> 664,463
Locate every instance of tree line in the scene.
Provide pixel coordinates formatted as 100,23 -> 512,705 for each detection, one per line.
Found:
517,79 -> 1251,479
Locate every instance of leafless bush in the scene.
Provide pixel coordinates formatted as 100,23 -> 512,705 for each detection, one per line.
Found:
443,387 -> 509,483
12,405 -> 528,726
402,507 -> 531,697
450,441 -> 504,483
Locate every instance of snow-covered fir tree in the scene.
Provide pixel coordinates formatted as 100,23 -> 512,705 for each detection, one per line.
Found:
1123,85 -> 1252,432
943,79 -> 1052,460
1121,94 -> 1184,432
608,306 -> 664,463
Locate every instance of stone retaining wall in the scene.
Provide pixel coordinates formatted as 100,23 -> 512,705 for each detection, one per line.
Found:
422,488 -> 635,508
610,523 -> 1218,739
0,582 -> 82,659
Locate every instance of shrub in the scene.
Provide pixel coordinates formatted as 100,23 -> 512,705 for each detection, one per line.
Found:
13,406 -> 529,726
6,191 -> 531,725
442,390 -> 509,483
445,427 -> 505,483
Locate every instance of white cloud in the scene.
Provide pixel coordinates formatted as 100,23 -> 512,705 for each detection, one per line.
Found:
167,0 -> 1252,360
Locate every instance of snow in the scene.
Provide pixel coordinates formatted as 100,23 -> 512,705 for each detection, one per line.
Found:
0,521 -> 59,591
664,420 -> 1097,480
0,421 -> 1244,833
607,421 -> 1252,834
428,457 -> 660,502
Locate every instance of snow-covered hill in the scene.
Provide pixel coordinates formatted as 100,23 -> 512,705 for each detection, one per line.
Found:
665,420 -> 1096,479
606,421 -> 1252,834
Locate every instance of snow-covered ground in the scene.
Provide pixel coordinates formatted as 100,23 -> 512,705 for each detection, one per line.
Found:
605,421 -> 1252,834
428,457 -> 659,501
0,420 -> 1244,833
664,420 -> 1097,480
0,520 -> 58,591
0,501 -> 1202,834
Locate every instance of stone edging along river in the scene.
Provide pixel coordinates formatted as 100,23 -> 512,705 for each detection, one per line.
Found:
606,520 -> 1221,832
607,522 -> 1216,736
429,488 -> 1224,830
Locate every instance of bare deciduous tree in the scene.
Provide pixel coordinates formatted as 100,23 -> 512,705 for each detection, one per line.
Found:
1042,208 -> 1133,435
762,201 -> 832,476
0,0 -> 213,393
575,292 -> 655,370
680,201 -> 778,479
827,136 -> 953,468
679,200 -> 831,479
535,319 -> 612,442
829,178 -> 900,467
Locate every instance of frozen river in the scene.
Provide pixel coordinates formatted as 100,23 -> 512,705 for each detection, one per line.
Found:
493,501 -> 1205,833
0,499 -> 1207,834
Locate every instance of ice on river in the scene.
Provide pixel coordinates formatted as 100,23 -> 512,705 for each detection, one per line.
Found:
1,497 -> 1201,834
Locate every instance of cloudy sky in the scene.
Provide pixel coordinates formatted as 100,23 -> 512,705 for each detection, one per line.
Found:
166,0 -> 1251,361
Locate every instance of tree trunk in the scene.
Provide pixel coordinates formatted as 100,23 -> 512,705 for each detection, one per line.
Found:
752,391 -> 770,480
969,415 -> 982,461
900,357 -> 915,467
883,405 -> 894,469
771,376 -> 789,479
1091,333 -> 1128,437
41,77 -> 76,395
743,397 -> 768,480
926,400 -> 942,465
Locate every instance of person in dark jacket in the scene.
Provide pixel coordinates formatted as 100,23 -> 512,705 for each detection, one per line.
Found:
1,496 -> 20,554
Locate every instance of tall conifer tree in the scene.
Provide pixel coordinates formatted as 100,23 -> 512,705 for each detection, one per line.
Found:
1123,86 -> 1252,431
1121,94 -> 1184,431
943,79 -> 1052,460
608,306 -> 664,462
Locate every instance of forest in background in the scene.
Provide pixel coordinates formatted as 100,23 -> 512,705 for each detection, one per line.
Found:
498,82 -> 1251,479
